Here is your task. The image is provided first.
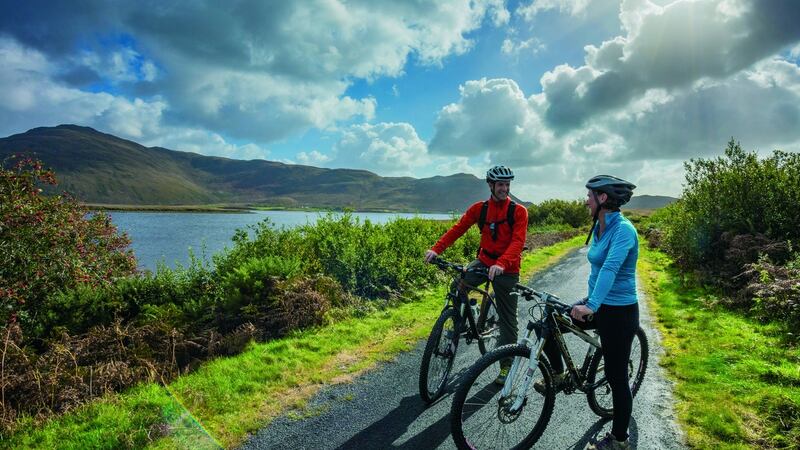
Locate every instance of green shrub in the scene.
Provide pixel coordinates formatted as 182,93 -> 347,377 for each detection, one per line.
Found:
527,199 -> 589,228
214,213 -> 478,300
44,259 -> 224,338
218,255 -> 303,329
660,140 -> 800,272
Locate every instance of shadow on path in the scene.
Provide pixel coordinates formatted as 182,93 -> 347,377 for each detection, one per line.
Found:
336,365 -> 473,449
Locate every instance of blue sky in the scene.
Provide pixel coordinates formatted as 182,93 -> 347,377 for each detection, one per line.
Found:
1,0 -> 799,202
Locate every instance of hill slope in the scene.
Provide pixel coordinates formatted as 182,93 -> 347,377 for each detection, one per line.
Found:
0,125 -> 515,212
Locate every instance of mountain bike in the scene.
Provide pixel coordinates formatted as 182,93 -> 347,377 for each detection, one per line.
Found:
418,257 -> 502,404
450,284 -> 649,449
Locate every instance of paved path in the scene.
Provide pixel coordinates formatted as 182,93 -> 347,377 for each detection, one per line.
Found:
240,247 -> 686,449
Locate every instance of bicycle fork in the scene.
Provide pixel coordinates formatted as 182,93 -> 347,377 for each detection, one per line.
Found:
501,333 -> 545,413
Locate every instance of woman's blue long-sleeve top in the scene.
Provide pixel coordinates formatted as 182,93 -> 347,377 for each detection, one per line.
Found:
586,211 -> 638,312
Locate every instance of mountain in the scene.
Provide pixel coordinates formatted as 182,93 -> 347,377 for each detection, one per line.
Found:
624,194 -> 678,210
0,125 -> 526,213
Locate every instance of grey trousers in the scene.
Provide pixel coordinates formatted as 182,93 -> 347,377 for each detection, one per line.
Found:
458,259 -> 520,349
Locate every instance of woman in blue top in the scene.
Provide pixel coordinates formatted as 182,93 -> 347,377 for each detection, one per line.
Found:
539,175 -> 639,450
573,175 -> 639,450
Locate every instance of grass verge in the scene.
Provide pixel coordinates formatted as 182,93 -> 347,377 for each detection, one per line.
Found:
4,236 -> 584,450
638,243 -> 800,449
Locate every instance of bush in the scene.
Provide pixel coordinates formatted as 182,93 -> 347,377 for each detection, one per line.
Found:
527,199 -> 590,228
0,157 -> 137,337
214,213 -> 479,300
659,140 -> 800,273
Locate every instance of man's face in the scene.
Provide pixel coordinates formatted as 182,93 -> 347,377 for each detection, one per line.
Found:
490,180 -> 511,201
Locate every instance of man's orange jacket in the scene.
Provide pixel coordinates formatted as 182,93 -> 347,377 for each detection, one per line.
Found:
432,197 -> 528,274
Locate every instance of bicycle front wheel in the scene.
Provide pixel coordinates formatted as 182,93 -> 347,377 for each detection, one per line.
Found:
450,344 -> 556,450
585,326 -> 649,418
419,308 -> 460,404
476,297 -> 500,355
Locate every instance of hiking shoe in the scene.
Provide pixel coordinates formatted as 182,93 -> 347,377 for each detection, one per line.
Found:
586,432 -> 631,450
493,364 -> 511,385
533,372 -> 568,394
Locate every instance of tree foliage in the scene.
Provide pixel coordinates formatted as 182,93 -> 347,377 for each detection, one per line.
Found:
0,157 -> 137,335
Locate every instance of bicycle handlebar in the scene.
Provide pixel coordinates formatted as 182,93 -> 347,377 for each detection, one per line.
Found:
429,257 -> 488,276
430,258 -> 593,321
513,283 -> 593,322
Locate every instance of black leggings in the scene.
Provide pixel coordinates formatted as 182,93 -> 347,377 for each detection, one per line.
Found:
542,303 -> 639,441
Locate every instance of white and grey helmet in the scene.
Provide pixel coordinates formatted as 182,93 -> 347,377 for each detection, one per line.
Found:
486,165 -> 515,182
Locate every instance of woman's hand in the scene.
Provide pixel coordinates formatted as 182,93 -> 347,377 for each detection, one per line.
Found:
571,304 -> 594,322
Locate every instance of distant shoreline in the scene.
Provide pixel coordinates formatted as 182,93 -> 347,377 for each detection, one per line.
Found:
85,203 -> 458,215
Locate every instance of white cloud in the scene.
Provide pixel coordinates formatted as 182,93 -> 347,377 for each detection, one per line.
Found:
541,0 -> 800,131
517,0 -> 592,20
430,78 -> 556,166
297,150 -> 332,166
332,122 -> 430,176
428,52 -> 800,201
0,0 -> 506,144
501,37 -> 545,56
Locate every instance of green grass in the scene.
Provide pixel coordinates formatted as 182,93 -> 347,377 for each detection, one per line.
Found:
4,237 -> 584,449
638,243 -> 800,449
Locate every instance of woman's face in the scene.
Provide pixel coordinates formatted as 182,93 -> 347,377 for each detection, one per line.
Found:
585,189 -> 607,215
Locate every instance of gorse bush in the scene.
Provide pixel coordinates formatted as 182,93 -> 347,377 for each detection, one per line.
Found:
527,199 -> 590,228
0,157 -> 137,337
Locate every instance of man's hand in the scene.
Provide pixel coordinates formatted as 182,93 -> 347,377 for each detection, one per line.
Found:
488,264 -> 504,280
424,250 -> 438,263
571,304 -> 594,322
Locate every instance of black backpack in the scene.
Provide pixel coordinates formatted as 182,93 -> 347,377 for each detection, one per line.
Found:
476,200 -> 517,258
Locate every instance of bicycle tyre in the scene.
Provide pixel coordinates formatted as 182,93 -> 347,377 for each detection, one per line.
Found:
476,297 -> 500,355
585,326 -> 649,418
450,344 -> 556,450
419,308 -> 460,404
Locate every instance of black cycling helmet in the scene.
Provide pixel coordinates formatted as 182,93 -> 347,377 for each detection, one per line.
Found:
486,165 -> 515,182
585,174 -> 636,207
584,174 -> 636,245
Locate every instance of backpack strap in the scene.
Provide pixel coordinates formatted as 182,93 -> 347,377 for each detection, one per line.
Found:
506,200 -> 516,230
477,200 -> 517,232
476,200 -> 489,232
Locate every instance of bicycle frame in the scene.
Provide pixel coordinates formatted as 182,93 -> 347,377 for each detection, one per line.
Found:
444,274 -> 494,341
501,293 -> 602,411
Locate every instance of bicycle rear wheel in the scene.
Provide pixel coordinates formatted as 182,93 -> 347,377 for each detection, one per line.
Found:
476,297 -> 500,355
419,308 -> 460,404
450,344 -> 556,449
585,326 -> 649,418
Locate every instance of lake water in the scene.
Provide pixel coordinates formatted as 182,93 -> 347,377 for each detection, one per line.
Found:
108,210 -> 453,272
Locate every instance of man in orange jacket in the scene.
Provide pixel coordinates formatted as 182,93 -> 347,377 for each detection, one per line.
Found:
424,165 -> 528,384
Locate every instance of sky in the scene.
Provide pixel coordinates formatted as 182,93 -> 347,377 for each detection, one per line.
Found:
1,0 -> 799,203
